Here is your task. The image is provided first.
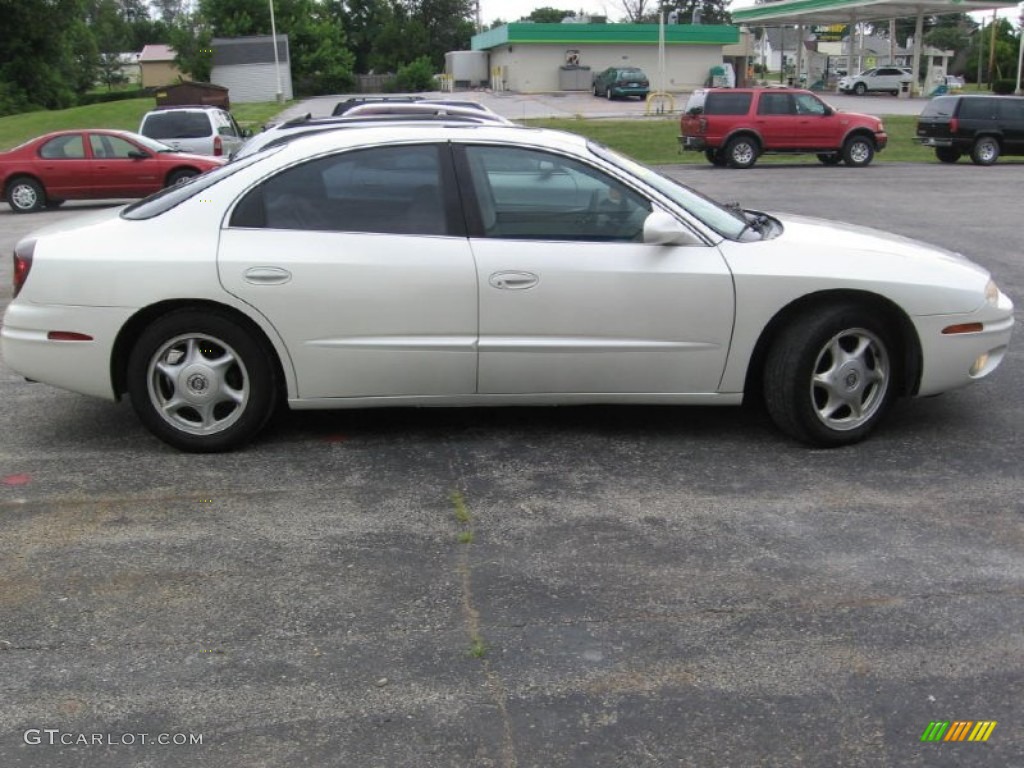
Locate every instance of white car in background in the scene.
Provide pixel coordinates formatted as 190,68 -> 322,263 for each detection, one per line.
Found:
139,106 -> 247,157
2,123 -> 1013,451
838,66 -> 913,95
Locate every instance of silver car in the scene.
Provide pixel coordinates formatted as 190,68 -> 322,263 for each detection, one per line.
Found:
838,67 -> 912,96
139,106 -> 246,157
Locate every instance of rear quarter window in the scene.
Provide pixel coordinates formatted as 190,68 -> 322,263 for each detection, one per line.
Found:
704,92 -> 752,115
958,98 -> 999,120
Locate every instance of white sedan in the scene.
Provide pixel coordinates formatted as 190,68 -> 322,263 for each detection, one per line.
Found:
1,124 -> 1014,451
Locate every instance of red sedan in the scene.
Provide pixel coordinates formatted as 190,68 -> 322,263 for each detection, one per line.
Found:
0,129 -> 225,213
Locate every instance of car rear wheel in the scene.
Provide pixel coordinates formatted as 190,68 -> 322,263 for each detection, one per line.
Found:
935,147 -> 961,163
725,136 -> 758,169
816,153 -> 842,165
705,149 -> 727,167
853,82 -> 867,95
167,168 -> 199,186
843,136 -> 874,167
6,177 -> 45,213
127,309 -> 278,452
606,88 -> 613,100
763,304 -> 895,447
970,136 -> 1000,166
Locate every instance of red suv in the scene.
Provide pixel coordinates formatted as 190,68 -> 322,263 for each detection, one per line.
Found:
679,88 -> 887,169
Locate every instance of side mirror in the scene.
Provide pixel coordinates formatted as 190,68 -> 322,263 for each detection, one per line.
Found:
643,209 -> 703,246
127,150 -> 148,160
242,127 -> 253,138
822,106 -> 833,116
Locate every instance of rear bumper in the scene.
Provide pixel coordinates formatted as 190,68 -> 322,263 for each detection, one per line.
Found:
678,135 -> 708,152
611,87 -> 649,98
916,137 -> 955,148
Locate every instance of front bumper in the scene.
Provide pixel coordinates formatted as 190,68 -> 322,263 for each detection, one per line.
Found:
913,289 -> 1015,396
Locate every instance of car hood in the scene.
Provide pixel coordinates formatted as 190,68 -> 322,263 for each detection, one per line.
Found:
161,150 -> 225,165
727,212 -> 992,316
772,213 -> 983,270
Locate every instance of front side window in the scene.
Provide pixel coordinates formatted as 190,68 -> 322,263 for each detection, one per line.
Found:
39,134 -> 85,159
794,93 -> 827,115
463,145 -> 651,242
230,144 -> 450,235
89,134 -> 143,159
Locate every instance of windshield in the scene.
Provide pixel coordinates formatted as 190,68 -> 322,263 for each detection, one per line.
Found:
588,142 -> 747,239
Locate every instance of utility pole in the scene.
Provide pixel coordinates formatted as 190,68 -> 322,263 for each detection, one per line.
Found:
987,9 -> 997,88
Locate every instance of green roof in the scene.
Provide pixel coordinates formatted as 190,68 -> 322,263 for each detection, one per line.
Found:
471,23 -> 739,51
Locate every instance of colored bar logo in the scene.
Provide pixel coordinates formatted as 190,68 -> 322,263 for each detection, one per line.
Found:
921,721 -> 997,742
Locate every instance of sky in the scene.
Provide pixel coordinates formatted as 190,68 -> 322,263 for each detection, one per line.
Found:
475,0 -> 1021,29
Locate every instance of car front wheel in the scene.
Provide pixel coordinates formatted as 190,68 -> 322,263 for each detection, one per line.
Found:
935,147 -> 961,163
6,177 -> 46,213
970,136 -> 1000,165
127,309 -> 278,452
725,136 -> 758,169
167,168 -> 198,186
843,136 -> 874,166
763,304 -> 896,447
853,82 -> 867,95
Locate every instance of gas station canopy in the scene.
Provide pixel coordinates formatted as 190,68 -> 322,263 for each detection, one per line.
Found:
732,0 -> 1019,26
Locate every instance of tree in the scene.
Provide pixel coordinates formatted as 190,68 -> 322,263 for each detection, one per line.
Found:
617,0 -> 655,23
527,7 -> 575,23
659,0 -> 730,25
964,18 -> 1017,83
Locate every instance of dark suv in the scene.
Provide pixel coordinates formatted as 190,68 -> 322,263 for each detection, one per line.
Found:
916,94 -> 1024,165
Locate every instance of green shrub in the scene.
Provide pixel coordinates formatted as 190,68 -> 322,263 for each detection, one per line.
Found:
78,88 -> 150,106
395,57 -> 436,93
992,79 -> 1016,95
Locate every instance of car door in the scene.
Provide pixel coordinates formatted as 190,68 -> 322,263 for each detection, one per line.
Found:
217,142 -> 478,400
455,143 -> 734,396
754,92 -> 798,149
34,134 -> 93,197
87,133 -> 162,197
792,92 -> 835,147
213,110 -> 245,156
998,98 -> 1024,153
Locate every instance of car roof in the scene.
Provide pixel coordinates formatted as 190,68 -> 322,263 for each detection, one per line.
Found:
265,122 -> 586,163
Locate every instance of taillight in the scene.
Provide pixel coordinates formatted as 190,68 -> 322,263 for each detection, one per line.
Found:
12,239 -> 34,298
213,134 -> 223,156
950,117 -> 959,134
699,117 -> 708,134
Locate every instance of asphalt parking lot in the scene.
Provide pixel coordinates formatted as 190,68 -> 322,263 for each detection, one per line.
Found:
0,163 -> 1021,767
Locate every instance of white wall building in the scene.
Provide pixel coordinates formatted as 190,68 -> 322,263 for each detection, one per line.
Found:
211,35 -> 293,104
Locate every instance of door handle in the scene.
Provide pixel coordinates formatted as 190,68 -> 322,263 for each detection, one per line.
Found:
489,271 -> 539,290
243,266 -> 292,285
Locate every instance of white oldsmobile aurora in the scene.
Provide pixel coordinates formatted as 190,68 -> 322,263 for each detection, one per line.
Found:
1,124 -> 1014,452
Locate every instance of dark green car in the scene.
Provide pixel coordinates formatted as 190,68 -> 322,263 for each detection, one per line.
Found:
592,67 -> 650,100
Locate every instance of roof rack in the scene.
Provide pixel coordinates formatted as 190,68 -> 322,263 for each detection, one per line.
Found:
342,102 -> 513,125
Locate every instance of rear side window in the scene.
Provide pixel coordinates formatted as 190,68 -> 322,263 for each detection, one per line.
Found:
230,144 -> 452,236
38,134 -> 85,159
142,112 -> 212,140
999,98 -> 1024,121
704,92 -> 751,115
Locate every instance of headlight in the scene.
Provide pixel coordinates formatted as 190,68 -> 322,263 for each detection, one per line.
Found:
985,279 -> 1000,305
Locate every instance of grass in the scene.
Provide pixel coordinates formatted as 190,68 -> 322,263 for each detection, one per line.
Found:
0,98 -> 292,151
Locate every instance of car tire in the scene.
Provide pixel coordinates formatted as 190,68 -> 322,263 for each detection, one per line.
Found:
724,136 -> 758,169
843,136 -> 874,167
853,82 -> 867,95
593,85 -> 598,97
935,147 -> 961,163
606,89 -> 613,101
816,153 -> 842,165
127,309 -> 278,452
763,304 -> 896,447
705,149 -> 727,167
970,136 -> 1000,166
6,176 -> 46,213
167,168 -> 199,186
